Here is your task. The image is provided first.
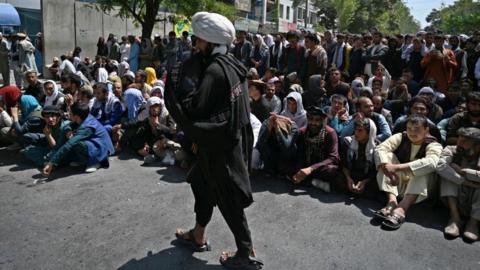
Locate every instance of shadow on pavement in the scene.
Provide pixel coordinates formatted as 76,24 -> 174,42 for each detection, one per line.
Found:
117,241 -> 223,270
0,149 -> 27,167
157,166 -> 187,183
251,175 -> 345,204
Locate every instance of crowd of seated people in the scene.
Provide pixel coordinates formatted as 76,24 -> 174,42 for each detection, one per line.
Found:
1,28 -> 480,242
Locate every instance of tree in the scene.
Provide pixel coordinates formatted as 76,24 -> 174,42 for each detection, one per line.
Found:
331,0 -> 358,31
96,0 -> 165,39
425,0 -> 480,34
96,0 -> 238,39
313,0 -> 419,34
167,0 -> 237,21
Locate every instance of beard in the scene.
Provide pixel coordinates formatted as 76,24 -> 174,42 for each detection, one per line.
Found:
308,125 -> 321,135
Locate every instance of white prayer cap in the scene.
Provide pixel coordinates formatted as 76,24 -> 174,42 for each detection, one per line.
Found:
192,12 -> 235,45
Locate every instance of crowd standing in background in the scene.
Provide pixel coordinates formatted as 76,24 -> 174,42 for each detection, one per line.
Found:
2,24 -> 480,244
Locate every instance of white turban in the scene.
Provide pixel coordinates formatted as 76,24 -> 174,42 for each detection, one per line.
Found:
192,12 -> 235,45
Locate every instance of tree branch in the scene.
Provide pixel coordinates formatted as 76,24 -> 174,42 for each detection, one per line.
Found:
120,0 -> 145,24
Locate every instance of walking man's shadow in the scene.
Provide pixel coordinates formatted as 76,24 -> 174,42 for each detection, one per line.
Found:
117,240 -> 224,270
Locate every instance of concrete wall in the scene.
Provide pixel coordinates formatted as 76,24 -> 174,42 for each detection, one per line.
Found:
42,0 -> 76,71
75,1 -> 103,59
42,0 -> 174,67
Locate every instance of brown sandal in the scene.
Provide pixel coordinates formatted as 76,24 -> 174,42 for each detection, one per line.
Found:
382,212 -> 405,230
373,202 -> 397,220
175,228 -> 211,252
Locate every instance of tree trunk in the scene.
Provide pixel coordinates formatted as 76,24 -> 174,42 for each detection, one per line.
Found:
142,18 -> 155,39
141,0 -> 161,39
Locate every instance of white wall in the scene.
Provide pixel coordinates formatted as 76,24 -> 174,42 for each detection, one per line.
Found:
42,0 -> 174,64
42,0 -> 76,70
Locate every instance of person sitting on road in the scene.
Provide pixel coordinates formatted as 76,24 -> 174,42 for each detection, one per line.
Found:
446,92 -> 480,145
338,118 -> 380,198
8,95 -> 45,150
281,91 -> 308,130
23,106 -> 72,167
340,96 -> 392,142
115,97 -> 177,165
249,79 -> 272,123
290,106 -> 340,192
327,94 -> 351,135
372,95 -> 393,129
42,80 -> 65,110
0,95 -> 13,145
437,128 -> 480,242
373,115 -> 442,230
135,70 -> 152,99
393,96 -> 442,143
257,113 -> 299,177
90,82 -> 124,134
23,70 -> 45,105
42,102 -> 114,176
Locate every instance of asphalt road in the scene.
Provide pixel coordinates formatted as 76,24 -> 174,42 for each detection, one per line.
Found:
0,149 -> 479,270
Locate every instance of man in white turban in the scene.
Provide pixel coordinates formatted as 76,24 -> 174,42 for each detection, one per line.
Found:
168,12 -> 264,269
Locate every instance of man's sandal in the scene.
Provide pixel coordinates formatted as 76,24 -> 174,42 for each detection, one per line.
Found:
382,212 -> 405,230
373,203 -> 396,220
219,251 -> 264,270
175,228 -> 211,252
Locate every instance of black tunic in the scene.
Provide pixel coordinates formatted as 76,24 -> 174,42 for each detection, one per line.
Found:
165,52 -> 254,208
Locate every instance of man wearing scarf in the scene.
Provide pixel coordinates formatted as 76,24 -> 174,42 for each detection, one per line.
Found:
249,34 -> 270,78
291,106 -> 340,193
280,91 -> 308,130
339,118 -> 380,198
121,96 -> 176,164
43,80 -> 65,110
90,82 -> 123,134
165,12 -> 263,269
437,128 -> 480,242
268,34 -> 283,70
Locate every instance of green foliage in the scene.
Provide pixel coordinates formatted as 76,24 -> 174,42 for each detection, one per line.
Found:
332,0 -> 359,31
426,0 -> 480,34
95,0 -> 239,38
166,0 -> 238,21
313,0 -> 419,34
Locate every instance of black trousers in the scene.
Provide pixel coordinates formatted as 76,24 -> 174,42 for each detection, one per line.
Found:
189,159 -> 253,258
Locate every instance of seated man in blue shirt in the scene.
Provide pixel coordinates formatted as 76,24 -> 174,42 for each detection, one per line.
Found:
90,82 -> 124,134
340,96 -> 392,142
42,102 -> 114,176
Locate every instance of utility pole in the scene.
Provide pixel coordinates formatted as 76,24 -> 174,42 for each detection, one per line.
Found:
262,0 -> 268,25
305,0 -> 309,28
